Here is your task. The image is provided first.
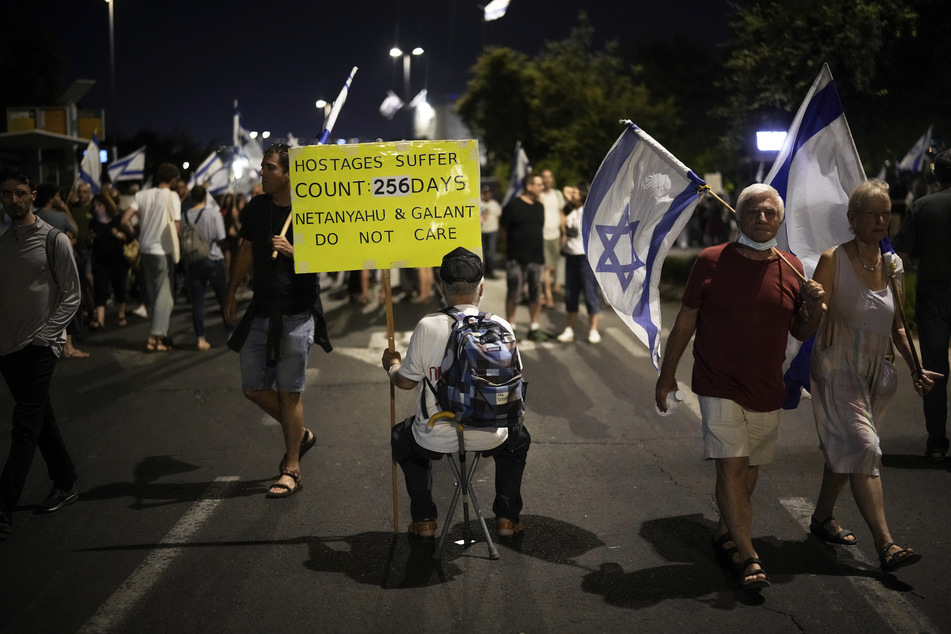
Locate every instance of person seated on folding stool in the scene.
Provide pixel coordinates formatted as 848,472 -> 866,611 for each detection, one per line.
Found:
383,247 -> 531,542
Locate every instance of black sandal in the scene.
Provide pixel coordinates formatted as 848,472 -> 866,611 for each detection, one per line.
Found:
711,531 -> 738,569
278,428 -> 317,473
266,469 -> 302,498
879,542 -> 921,573
809,515 -> 857,545
738,557 -> 770,590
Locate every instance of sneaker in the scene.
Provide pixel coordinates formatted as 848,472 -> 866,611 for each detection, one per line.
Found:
556,327 -> 575,342
527,329 -> 549,342
132,305 -> 148,319
588,330 -> 602,344
37,486 -> 78,514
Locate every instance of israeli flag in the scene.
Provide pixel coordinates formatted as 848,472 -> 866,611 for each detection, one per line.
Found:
318,67 -> 357,146
107,146 -> 145,183
583,121 -> 706,369
190,151 -> 227,189
379,90 -> 404,120
897,125 -> 933,173
483,0 -> 510,22
766,63 -> 865,279
233,100 -> 263,170
764,63 -> 865,409
79,133 -> 102,195
501,141 -> 531,208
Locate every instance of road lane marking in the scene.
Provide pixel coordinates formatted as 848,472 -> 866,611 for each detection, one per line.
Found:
79,476 -> 239,633
780,496 -> 936,634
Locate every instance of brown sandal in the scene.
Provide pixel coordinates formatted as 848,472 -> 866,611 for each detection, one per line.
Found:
266,469 -> 302,498
408,519 -> 437,541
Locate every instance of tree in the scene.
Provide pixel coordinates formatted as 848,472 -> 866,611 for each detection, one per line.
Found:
719,0 -> 924,171
458,18 -> 681,185
456,47 -> 535,173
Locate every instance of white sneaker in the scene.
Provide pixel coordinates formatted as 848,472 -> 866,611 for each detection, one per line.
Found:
132,305 -> 148,319
588,329 -> 602,344
556,327 -> 575,342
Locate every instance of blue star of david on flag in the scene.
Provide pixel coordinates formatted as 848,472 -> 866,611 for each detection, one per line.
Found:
595,201 -> 644,293
582,121 -> 705,369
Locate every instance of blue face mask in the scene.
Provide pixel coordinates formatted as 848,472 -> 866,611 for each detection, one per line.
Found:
736,230 -> 777,251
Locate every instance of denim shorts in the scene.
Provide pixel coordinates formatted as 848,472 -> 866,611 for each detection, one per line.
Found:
239,313 -> 314,393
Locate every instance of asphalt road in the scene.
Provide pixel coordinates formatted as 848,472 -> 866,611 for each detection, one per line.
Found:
1,268 -> 949,633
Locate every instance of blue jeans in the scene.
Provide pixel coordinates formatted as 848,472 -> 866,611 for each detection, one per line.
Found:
391,417 -> 531,522
0,345 -> 76,511
564,254 -> 601,315
186,259 -> 229,338
917,281 -> 951,453
481,231 -> 498,273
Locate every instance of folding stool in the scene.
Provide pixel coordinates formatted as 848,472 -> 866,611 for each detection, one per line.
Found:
431,420 -> 500,561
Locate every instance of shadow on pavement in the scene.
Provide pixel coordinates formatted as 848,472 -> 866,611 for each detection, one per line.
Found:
79,455 -> 269,509
305,514 -> 604,589
882,453 -> 950,471
580,513 -> 907,610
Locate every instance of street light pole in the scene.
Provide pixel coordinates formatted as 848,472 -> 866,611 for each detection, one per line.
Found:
105,0 -> 118,159
389,46 -> 424,139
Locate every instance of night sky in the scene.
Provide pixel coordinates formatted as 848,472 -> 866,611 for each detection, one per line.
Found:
39,0 -> 731,146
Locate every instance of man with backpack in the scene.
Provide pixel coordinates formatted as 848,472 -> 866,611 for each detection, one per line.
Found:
383,247 -> 531,542
180,185 -> 229,350
0,168 -> 82,540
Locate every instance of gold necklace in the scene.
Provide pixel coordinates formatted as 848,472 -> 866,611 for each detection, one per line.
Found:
858,250 -> 881,271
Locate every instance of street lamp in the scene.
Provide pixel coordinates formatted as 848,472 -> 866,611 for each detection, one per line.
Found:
105,0 -> 118,159
315,99 -> 331,137
389,46 -> 424,100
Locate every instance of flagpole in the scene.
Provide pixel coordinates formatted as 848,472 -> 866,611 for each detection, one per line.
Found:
703,188 -> 807,283
272,66 -> 358,260
383,269 -> 400,533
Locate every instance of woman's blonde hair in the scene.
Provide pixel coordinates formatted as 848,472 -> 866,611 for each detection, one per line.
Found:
847,179 -> 890,218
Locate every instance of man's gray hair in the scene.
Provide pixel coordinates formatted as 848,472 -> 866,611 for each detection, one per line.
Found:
736,183 -> 785,223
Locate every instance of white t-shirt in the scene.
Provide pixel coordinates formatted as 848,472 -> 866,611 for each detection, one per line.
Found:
399,304 -> 517,453
130,187 -> 181,255
539,189 -> 564,241
563,205 -> 585,256
480,198 -> 502,233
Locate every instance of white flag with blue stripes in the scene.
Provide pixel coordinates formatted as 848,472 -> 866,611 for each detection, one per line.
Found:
501,141 -> 530,208
107,146 -> 145,183
766,63 -> 865,279
897,125 -> 933,173
764,63 -> 865,409
189,150 -> 227,189
583,121 -> 706,369
79,133 -> 102,195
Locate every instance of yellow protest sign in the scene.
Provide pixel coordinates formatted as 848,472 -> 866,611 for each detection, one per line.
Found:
289,139 -> 481,272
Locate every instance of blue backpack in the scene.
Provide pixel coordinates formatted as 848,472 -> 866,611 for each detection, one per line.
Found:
424,307 -> 527,428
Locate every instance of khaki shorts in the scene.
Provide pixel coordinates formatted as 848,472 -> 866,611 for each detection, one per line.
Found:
543,238 -> 561,268
699,396 -> 780,466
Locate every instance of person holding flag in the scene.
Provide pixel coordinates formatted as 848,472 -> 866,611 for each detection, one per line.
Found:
806,179 -> 940,574
655,184 -> 825,591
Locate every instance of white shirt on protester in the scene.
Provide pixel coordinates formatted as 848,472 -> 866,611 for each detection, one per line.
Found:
398,303 -> 516,454
130,187 -> 181,255
539,189 -> 564,241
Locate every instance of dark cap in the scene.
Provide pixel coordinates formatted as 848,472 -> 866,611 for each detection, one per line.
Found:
440,247 -> 484,283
